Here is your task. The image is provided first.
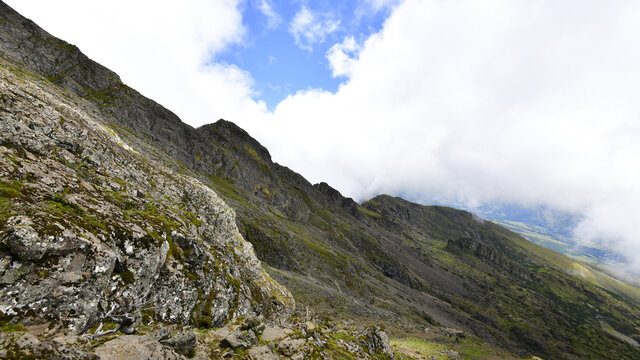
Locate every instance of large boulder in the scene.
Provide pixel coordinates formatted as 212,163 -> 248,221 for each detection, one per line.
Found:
364,328 -> 394,358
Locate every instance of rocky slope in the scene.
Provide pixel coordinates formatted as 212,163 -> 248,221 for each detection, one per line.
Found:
0,28 -> 295,330
2,1 -> 640,359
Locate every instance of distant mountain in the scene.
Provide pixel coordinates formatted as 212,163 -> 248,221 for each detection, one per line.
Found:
410,197 -> 628,266
473,203 -> 605,260
1,1 -> 640,359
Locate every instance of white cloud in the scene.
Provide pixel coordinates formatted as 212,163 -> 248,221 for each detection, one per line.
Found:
257,0 -> 282,30
7,0 -> 640,273
289,6 -> 340,51
326,37 -> 361,78
254,0 -> 640,272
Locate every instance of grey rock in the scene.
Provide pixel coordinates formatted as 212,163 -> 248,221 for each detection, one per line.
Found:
241,316 -> 261,331
95,335 -> 182,360
304,321 -> 316,332
436,327 -> 466,339
161,331 -> 197,357
152,327 -> 172,341
221,330 -> 258,349
4,216 -> 47,261
261,326 -> 288,342
0,331 -> 99,360
277,338 -> 306,355
364,328 -> 394,358
247,345 -> 280,360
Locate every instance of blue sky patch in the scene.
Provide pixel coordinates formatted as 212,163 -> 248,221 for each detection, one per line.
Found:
212,0 -> 395,110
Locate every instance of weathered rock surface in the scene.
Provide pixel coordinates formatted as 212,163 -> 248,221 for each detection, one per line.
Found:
364,328 -> 394,359
261,326 -> 288,342
160,331 -> 197,357
247,345 -> 280,360
0,3 -> 293,334
221,329 -> 258,349
276,338 -> 306,356
0,331 -> 98,359
95,335 -> 182,360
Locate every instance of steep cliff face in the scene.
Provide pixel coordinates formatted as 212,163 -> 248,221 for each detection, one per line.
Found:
0,39 -> 293,334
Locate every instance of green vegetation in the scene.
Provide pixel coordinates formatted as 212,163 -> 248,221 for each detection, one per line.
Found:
0,179 -> 22,225
45,193 -> 84,217
391,338 -> 449,359
0,179 -> 22,198
391,336 -> 512,360
329,330 -> 356,342
244,144 -> 262,163
124,202 -> 179,240
206,174 -> 251,206
185,269 -> 198,281
0,322 -> 24,333
357,206 -> 381,218
181,210 -> 203,227
141,307 -> 155,325
0,198 -> 12,225
84,86 -> 120,109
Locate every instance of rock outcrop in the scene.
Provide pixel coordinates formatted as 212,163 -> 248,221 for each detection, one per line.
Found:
0,35 -> 293,334
447,237 -> 534,282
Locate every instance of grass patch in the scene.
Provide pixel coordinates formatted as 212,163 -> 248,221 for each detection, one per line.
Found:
206,174 -> 251,206
0,197 -> 12,225
244,145 -> 262,163
45,193 -> 84,217
0,322 -> 24,333
0,179 -> 23,198
391,338 -> 448,359
329,330 -> 356,342
358,206 -> 381,218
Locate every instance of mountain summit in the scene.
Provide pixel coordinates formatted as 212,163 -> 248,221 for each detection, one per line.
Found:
1,2 -> 640,359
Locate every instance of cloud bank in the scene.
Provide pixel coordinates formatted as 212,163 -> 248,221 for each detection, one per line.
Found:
8,0 -> 640,272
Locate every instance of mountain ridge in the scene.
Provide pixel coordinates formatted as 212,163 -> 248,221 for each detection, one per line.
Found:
2,2 -> 640,359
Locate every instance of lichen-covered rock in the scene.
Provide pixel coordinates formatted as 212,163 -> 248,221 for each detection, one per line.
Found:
364,328 -> 394,359
94,335 -> 182,360
0,331 -> 99,360
0,41 -> 293,334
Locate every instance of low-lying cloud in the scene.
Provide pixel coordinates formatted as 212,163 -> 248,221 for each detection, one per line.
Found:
9,0 -> 640,273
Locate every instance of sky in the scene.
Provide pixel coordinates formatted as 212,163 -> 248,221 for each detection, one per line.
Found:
7,0 -> 640,273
